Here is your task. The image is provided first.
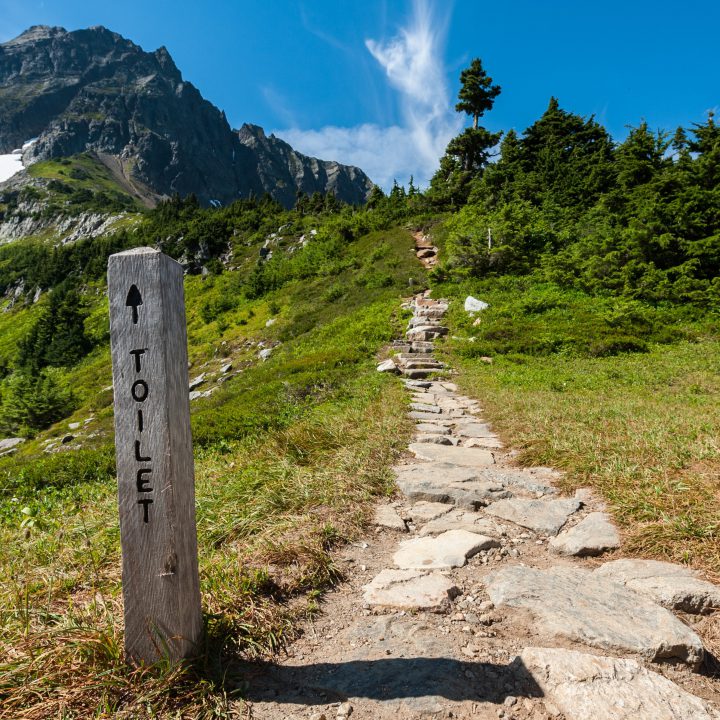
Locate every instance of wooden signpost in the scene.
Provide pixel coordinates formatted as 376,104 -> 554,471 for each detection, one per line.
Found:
108,247 -> 202,664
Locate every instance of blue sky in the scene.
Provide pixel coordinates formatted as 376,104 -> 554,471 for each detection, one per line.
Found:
1,0 -> 719,189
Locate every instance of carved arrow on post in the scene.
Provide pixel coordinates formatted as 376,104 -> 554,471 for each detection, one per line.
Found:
126,284 -> 143,324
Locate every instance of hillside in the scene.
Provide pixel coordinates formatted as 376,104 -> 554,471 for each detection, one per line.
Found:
0,25 -> 373,208
0,50 -> 718,719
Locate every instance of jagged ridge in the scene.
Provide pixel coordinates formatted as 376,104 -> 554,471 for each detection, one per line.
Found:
0,25 -> 373,208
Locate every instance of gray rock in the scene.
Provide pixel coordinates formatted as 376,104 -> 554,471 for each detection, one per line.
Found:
0,437 -> 24,453
67,421 -> 81,430
408,443 -> 495,467
258,348 -> 273,361
376,359 -> 398,373
454,422 -> 495,438
464,296 -> 489,313
463,437 -> 504,449
406,501 -> 455,523
486,565 -> 704,667
410,403 -> 441,414
394,529 -> 497,569
188,373 -> 206,390
189,390 -> 203,401
362,569 -> 460,612
519,647 -> 720,720
408,411 -> 454,422
394,462 -> 511,509
404,379 -> 432,389
373,505 -> 407,532
485,497 -> 580,536
594,559 -> 720,614
415,423 -> 451,435
415,435 -> 453,445
549,512 -> 620,556
418,509 -> 506,538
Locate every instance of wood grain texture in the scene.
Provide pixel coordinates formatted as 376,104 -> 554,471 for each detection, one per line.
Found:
108,247 -> 202,664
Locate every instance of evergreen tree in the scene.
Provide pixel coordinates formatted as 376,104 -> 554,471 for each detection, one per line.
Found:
455,58 -> 501,130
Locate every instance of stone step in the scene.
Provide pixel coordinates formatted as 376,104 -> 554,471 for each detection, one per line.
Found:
416,248 -> 437,259
411,341 -> 435,353
402,369 -> 433,379
402,361 -> 444,370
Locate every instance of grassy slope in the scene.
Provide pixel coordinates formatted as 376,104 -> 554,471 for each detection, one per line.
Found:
0,226 -> 419,718
436,275 -> 720,578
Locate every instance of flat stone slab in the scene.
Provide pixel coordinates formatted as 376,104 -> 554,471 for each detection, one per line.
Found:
373,505 -> 407,532
410,403 -> 442,414
454,422 -> 494,438
394,463 -> 511,509
519,647 -> 720,720
408,443 -> 495,467
415,423 -> 451,435
406,501 -> 455,523
549,512 -> 620,556
409,411 -> 454,422
362,569 -> 459,612
486,566 -> 704,667
419,509 -> 507,538
485,497 -> 580,536
415,435 -> 453,445
394,530 -> 497,569
463,436 -> 504,449
594,559 -> 720,614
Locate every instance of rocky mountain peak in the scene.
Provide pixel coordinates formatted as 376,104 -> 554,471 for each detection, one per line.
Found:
0,26 -> 373,208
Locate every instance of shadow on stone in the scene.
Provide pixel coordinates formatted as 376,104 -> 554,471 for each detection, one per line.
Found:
237,656 -> 543,708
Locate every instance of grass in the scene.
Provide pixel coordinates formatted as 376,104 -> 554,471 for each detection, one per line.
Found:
0,224 -> 420,717
437,276 -> 720,578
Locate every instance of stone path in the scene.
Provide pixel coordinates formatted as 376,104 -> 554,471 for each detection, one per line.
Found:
245,293 -> 720,720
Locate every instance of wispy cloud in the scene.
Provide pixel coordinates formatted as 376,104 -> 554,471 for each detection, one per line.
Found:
273,0 -> 460,191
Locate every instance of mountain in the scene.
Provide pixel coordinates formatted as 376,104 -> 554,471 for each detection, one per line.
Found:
0,25 -> 373,208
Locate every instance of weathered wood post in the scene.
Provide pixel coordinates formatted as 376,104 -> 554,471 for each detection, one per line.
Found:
108,247 -> 202,664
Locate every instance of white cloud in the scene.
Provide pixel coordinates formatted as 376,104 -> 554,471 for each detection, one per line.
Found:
273,0 -> 460,191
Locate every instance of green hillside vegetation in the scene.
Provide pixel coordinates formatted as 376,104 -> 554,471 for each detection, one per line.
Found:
0,56 -> 718,717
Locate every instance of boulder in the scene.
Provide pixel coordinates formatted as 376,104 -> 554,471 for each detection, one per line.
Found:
464,296 -> 489,313
376,359 -> 398,373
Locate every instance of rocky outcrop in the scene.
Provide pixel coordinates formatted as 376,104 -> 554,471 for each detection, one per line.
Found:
0,26 -> 373,208
237,124 -> 372,208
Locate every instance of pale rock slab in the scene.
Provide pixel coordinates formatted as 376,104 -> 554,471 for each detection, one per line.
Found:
394,529 -> 497,569
454,422 -> 495,438
394,462 -> 511,508
410,403 -> 442,414
419,509 -> 507,538
409,411 -> 453,422
485,497 -> 580,536
415,423 -> 451,435
415,435 -> 453,445
376,359 -> 398,373
408,443 -> 495,467
362,569 -> 460,612
373,505 -> 407,532
486,565 -> 704,667
463,436 -> 504,449
594,559 -> 720,614
549,512 -> 620,556
519,646 -> 720,720
407,501 -> 455,523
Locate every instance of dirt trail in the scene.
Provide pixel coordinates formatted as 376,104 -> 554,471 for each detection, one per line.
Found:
243,293 -> 720,720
